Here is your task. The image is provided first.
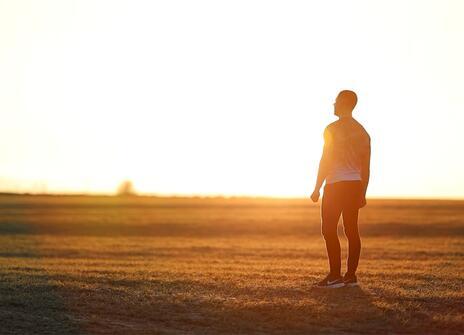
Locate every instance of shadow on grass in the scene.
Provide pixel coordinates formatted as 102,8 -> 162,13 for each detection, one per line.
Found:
0,265 -> 82,334
307,286 -> 399,334
1,220 -> 464,238
190,286 -> 401,334
215,286 -> 402,334
74,281 -> 401,335
0,216 -> 82,333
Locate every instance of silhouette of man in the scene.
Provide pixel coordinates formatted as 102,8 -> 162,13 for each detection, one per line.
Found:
311,90 -> 371,288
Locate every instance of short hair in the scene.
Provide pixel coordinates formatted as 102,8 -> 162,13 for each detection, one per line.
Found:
337,90 -> 358,111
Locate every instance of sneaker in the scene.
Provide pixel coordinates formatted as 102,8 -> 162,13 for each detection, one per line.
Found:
343,273 -> 358,287
314,274 -> 345,288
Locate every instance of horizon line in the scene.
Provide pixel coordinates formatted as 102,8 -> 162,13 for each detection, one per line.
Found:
1,191 -> 463,202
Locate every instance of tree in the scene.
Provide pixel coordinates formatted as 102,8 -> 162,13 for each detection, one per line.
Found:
117,180 -> 136,196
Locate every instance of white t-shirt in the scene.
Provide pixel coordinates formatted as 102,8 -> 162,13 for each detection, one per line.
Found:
323,117 -> 370,185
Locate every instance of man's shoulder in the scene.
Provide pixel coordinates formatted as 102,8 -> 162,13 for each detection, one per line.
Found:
325,118 -> 370,142
324,120 -> 340,133
352,119 -> 370,139
323,121 -> 340,143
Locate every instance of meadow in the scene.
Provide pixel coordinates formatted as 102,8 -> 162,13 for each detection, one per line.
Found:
0,194 -> 463,334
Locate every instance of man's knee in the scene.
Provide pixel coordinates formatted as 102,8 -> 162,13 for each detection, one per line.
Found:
321,223 -> 337,240
343,225 -> 360,241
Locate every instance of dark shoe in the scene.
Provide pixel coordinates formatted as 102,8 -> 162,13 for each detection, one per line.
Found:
315,274 -> 345,288
343,273 -> 358,287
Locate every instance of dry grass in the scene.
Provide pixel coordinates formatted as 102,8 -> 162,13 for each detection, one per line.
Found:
0,195 -> 463,334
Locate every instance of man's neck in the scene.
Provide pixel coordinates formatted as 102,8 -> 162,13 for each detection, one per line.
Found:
338,114 -> 353,120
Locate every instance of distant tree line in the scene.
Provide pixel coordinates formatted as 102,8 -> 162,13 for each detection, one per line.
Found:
117,180 -> 136,196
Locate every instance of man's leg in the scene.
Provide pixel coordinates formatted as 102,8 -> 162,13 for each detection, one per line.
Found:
321,187 -> 343,277
342,208 -> 361,275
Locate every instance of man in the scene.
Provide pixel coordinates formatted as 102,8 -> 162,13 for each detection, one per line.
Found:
311,90 -> 371,288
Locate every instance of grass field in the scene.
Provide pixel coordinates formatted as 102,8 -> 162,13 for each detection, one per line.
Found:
0,195 -> 463,334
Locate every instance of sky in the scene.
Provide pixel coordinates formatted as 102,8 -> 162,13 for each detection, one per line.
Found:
1,0 -> 463,198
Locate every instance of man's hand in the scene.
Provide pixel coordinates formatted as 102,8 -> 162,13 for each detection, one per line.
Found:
310,189 -> 320,203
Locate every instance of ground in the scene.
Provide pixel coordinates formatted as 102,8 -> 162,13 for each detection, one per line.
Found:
0,195 -> 463,334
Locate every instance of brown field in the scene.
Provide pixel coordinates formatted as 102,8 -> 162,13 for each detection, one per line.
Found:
0,195 -> 463,334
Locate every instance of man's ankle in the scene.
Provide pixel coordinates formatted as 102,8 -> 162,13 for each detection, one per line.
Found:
329,272 -> 342,279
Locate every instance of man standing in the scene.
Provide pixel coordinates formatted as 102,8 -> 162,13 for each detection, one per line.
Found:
311,90 -> 371,288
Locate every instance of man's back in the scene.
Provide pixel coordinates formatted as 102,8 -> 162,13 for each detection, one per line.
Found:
324,118 -> 370,185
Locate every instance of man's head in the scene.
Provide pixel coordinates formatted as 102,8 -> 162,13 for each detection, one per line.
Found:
334,90 -> 357,117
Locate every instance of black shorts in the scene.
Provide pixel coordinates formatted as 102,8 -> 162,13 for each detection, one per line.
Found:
322,180 -> 363,211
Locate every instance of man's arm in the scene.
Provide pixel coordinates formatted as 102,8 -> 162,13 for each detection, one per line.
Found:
359,139 -> 371,207
311,128 -> 331,202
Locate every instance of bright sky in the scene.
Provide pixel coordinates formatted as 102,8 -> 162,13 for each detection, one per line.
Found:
1,0 -> 463,198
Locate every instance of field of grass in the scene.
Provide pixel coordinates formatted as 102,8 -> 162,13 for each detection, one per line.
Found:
0,194 -> 463,334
